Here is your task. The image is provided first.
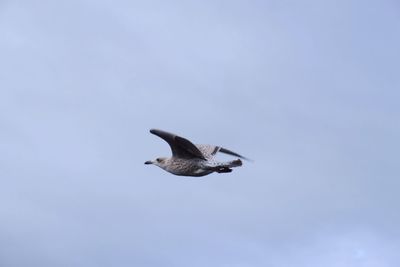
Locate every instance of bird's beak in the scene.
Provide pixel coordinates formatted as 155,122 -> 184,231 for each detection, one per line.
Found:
144,160 -> 153,165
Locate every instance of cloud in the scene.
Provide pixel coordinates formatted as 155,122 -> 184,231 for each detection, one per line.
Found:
0,0 -> 399,266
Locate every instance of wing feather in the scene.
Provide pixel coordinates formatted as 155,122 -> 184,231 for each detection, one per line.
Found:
150,129 -> 206,160
196,144 -> 249,161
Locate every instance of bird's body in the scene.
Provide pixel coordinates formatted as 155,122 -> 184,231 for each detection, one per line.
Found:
145,129 -> 248,177
159,157 -> 213,177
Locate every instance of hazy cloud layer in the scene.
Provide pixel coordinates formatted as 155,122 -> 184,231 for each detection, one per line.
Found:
1,0 -> 399,266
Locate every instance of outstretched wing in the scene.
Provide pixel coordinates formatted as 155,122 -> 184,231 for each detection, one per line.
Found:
196,144 -> 249,161
150,129 -> 206,160
219,147 -> 249,160
195,144 -> 220,160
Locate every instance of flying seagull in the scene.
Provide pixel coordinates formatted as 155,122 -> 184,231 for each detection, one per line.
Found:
145,129 -> 248,177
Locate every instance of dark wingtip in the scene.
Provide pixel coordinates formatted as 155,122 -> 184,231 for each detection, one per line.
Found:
242,156 -> 254,162
219,147 -> 253,162
241,156 -> 254,162
149,129 -> 170,136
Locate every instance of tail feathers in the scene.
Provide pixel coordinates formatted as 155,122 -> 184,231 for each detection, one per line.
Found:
229,159 -> 242,167
211,159 -> 242,173
216,168 -> 232,173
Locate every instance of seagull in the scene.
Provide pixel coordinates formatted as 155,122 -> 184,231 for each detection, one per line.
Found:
145,129 -> 248,177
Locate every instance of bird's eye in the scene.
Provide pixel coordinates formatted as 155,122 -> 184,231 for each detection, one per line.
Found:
156,158 -> 161,162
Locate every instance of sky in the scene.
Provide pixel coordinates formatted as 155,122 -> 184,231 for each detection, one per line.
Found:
0,0 -> 400,266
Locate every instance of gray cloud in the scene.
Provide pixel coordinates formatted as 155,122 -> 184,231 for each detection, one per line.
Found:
0,0 -> 399,266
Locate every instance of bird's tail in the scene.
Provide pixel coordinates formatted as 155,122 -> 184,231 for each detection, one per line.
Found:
207,159 -> 242,173
226,159 -> 243,168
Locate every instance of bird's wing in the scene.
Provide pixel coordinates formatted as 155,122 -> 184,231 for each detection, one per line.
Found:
219,147 -> 249,160
150,129 -> 206,160
195,144 -> 220,160
196,144 -> 249,161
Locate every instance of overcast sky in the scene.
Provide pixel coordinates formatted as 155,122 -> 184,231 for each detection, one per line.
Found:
1,0 -> 400,266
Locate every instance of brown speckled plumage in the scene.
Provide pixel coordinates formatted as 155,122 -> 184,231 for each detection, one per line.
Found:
145,129 -> 248,177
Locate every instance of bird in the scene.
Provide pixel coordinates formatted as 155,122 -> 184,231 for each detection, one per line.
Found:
144,129 -> 249,177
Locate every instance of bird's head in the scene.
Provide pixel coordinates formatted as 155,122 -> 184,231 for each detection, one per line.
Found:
144,157 -> 168,169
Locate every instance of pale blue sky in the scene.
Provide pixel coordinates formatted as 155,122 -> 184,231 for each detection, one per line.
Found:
1,0 -> 399,266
